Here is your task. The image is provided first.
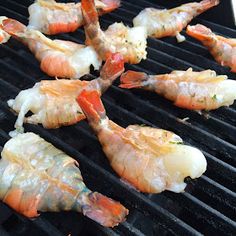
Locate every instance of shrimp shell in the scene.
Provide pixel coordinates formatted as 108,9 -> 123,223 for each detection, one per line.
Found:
8,80 -> 86,131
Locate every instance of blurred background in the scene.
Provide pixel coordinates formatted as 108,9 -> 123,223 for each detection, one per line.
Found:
154,0 -> 235,28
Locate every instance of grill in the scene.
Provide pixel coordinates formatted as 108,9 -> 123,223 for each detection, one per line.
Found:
0,0 -> 235,235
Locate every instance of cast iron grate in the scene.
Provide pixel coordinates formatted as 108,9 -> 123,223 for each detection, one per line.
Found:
0,0 -> 235,235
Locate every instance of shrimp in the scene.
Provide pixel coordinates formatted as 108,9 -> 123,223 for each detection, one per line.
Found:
2,18 -> 101,79
119,68 -> 236,111
187,24 -> 236,72
8,53 -> 124,132
0,132 -> 128,227
77,90 -> 207,193
81,0 -> 147,64
0,17 -> 10,44
133,0 -> 219,42
28,0 -> 120,35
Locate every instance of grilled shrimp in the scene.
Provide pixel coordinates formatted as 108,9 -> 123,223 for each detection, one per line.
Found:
2,18 -> 101,79
133,0 -> 219,42
77,90 -> 207,193
0,132 -> 128,227
187,24 -> 236,72
28,0 -> 120,35
8,53 -> 124,132
81,0 -> 147,64
0,17 -> 10,43
120,68 -> 236,111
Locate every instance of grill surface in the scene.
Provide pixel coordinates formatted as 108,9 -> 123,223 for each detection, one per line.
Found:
0,0 -> 235,235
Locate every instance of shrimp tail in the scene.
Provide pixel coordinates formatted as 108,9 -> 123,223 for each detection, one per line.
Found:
82,0 -> 112,60
82,192 -> 128,227
81,0 -> 98,25
100,53 -> 124,82
97,53 -> 124,93
2,18 -> 26,37
200,0 -> 220,11
0,34 -> 4,43
98,0 -> 121,14
119,70 -> 148,89
186,24 -> 214,41
77,90 -> 106,124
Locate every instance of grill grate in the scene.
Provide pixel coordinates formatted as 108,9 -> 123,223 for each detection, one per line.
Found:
0,0 -> 235,235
